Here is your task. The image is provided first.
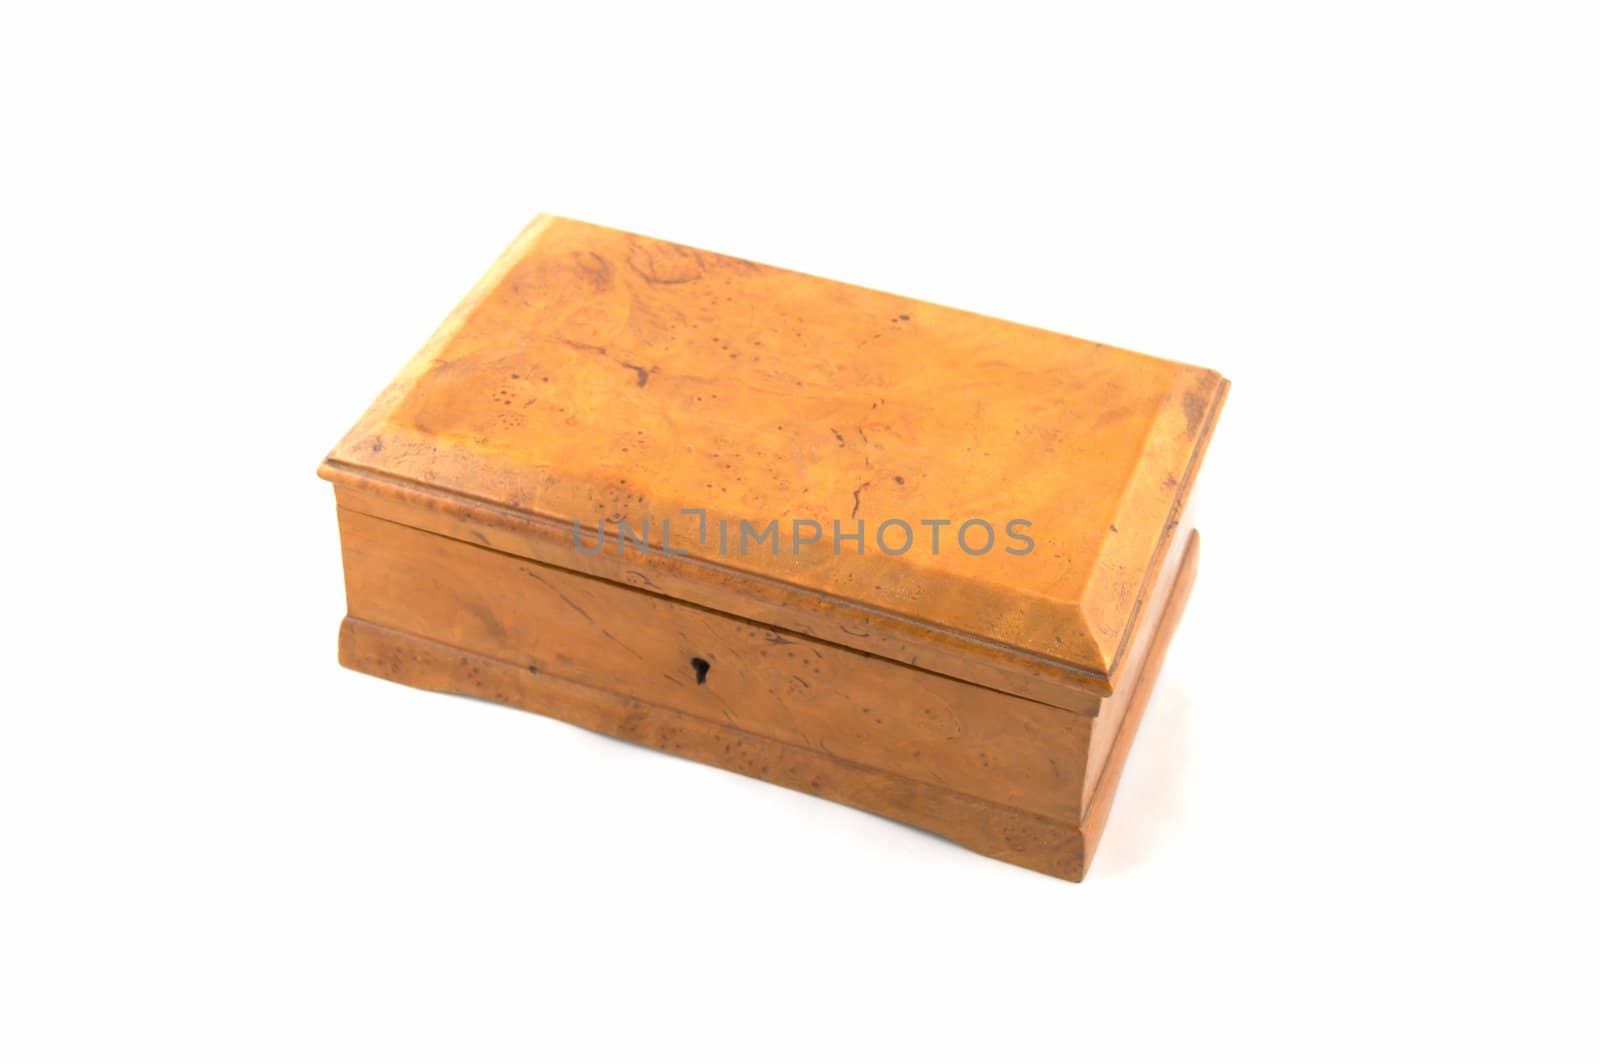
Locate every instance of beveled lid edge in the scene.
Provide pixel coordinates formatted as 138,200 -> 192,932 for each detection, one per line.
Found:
318,455 -> 1115,712
1097,371 -> 1229,687
318,215 -> 1230,706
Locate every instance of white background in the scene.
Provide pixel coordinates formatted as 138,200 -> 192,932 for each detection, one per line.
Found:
3,2 -> 1596,1060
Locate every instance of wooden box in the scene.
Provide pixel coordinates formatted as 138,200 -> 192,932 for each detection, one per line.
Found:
319,216 -> 1228,880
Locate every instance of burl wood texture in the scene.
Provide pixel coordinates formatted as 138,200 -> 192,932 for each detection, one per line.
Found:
323,215 -> 1228,698
334,501 -> 1201,881
326,477 -> 1101,710
320,216 -> 1228,879
335,504 -> 1091,822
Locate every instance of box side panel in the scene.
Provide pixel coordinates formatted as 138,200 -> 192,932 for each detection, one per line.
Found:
337,505 -> 1091,823
1079,531 -> 1199,871
1082,510 -> 1195,813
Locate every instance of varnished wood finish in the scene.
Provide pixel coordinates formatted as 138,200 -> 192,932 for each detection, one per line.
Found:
334,523 -> 1199,882
323,215 -> 1227,697
321,216 -> 1227,879
327,478 -> 1103,711
336,505 -> 1091,821
339,617 -> 1090,879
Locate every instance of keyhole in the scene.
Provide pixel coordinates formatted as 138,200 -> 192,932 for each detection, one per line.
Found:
690,657 -> 711,685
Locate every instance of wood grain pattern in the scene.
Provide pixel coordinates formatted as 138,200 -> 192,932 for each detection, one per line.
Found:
333,527 -> 1199,882
336,505 -> 1091,821
339,616 -> 1089,879
320,216 -> 1227,879
327,479 -> 1104,710
322,216 -> 1227,695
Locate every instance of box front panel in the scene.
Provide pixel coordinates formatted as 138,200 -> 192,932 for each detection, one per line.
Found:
337,506 -> 1089,823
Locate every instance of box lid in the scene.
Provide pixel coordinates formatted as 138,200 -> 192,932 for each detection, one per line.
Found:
321,216 -> 1227,709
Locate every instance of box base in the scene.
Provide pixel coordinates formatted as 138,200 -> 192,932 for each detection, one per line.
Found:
337,532 -> 1198,882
